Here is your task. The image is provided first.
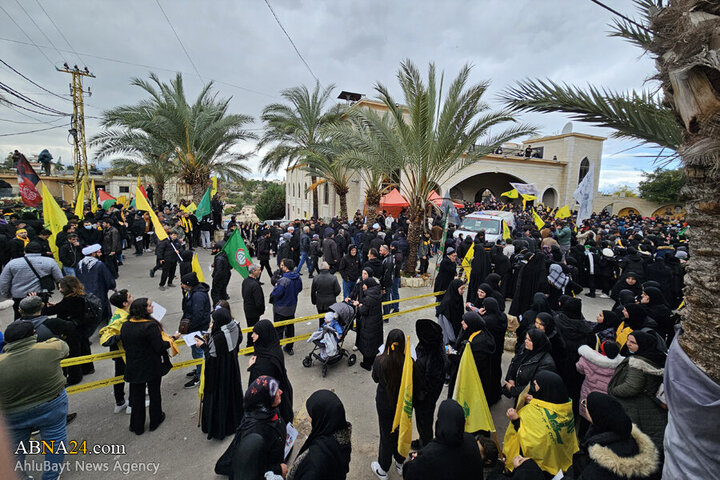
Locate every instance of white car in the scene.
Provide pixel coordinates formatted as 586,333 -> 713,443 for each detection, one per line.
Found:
453,210 -> 516,243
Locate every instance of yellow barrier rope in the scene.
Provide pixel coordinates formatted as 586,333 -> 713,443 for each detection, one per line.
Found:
64,290 -> 445,395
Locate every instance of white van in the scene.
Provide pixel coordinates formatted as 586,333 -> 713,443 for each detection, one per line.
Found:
453,210 -> 516,243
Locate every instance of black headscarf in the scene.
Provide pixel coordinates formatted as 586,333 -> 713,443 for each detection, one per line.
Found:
438,279 -> 466,330
586,392 -> 632,438
363,276 -> 379,289
530,292 -> 552,315
629,331 -> 666,366
253,319 -> 283,367
243,375 -> 280,413
485,273 -> 502,293
297,390 -> 351,476
618,289 -> 637,306
362,266 -> 374,278
526,328 -> 550,354
561,297 -> 584,320
535,312 -> 556,336
211,307 -> 233,334
531,370 -> 569,404
643,286 -> 667,306
599,310 -> 622,331
434,400 -> 465,447
476,283 -> 492,300
624,303 -> 647,330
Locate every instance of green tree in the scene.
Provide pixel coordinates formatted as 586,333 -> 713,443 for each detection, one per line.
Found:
337,60 -> 534,274
255,183 -> 286,221
610,185 -> 638,197
501,1 -> 720,383
638,168 -> 684,203
258,82 -> 344,218
92,73 -> 256,202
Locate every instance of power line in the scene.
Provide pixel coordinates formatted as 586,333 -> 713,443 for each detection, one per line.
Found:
0,96 -> 66,116
0,80 -> 68,115
0,58 -> 71,101
263,0 -> 318,82
13,0 -> 67,64
0,116 -> 66,125
0,36 -> 276,98
588,0 -> 652,33
0,5 -> 56,68
0,123 -> 67,137
34,0 -> 86,67
154,0 -> 203,81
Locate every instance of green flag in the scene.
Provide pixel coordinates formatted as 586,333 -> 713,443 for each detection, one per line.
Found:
223,229 -> 251,278
195,187 -> 212,218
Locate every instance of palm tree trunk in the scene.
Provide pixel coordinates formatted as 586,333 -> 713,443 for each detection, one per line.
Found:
338,191 -> 348,220
191,182 -> 206,204
404,206 -> 423,275
311,176 -> 319,218
365,189 -> 381,220
156,182 -> 165,205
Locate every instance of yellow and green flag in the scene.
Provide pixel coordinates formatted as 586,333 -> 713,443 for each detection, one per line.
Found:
90,179 -> 97,213
452,339 -> 495,432
135,186 -> 167,241
74,181 -> 85,218
392,336 -> 414,458
532,208 -> 545,230
502,398 -> 578,475
191,253 -> 205,283
555,205 -> 571,219
521,194 -> 537,210
501,189 -> 518,199
461,241 -> 474,280
41,182 -> 68,261
211,175 -> 218,197
502,220 -> 512,241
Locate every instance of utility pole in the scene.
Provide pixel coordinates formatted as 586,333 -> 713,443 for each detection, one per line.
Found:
57,64 -> 94,203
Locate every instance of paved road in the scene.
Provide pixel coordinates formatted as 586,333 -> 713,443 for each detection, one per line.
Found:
0,249 -> 614,479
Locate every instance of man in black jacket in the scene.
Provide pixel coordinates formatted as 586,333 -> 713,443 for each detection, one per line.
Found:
100,218 -> 122,279
210,240 -> 231,305
379,245 -> 395,316
256,231 -> 273,283
58,233 -> 83,276
310,261 -> 341,325
156,232 -> 184,289
365,248 -> 383,284
180,272 -> 211,388
241,264 -> 265,349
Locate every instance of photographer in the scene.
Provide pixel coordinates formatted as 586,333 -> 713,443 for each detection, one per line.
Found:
0,242 -> 63,319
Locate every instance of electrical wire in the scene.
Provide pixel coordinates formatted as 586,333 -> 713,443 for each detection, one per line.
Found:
0,96 -> 67,116
0,116 -> 66,125
263,0 -> 318,82
34,0 -> 86,67
0,123 -> 67,137
155,0 -> 203,81
0,81 -> 68,115
0,36 -> 276,98
588,0 -> 652,33
13,0 -> 67,64
0,5 -> 56,68
0,58 -> 71,101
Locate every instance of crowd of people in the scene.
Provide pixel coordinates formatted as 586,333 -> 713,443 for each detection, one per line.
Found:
0,192 -> 690,479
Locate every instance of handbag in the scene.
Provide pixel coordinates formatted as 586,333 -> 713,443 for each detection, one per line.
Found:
24,257 -> 56,292
178,317 -> 191,335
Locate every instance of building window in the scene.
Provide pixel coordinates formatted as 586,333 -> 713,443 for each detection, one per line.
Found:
292,183 -> 295,197
324,183 -> 329,205
578,157 -> 590,184
304,184 -> 307,199
119,186 -> 130,193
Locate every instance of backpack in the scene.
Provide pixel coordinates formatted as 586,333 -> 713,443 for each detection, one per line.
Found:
83,293 -> 104,329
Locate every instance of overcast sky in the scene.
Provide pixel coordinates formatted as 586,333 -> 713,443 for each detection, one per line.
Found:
0,0 -> 671,191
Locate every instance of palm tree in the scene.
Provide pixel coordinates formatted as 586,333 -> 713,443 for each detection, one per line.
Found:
300,145 -> 353,218
93,73 -> 255,202
258,82 -> 344,218
340,60 -> 535,275
501,0 -> 720,384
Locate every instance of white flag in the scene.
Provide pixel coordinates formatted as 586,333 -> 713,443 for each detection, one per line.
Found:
509,182 -> 539,196
573,165 -> 595,224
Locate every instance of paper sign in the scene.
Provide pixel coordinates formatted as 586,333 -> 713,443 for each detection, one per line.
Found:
151,302 -> 167,323
182,331 -> 205,348
285,423 -> 298,460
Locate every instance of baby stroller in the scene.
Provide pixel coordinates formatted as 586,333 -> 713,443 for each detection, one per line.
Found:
302,301 -> 357,377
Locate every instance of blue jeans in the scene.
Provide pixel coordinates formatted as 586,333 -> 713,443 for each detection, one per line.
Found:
295,251 -> 312,275
191,345 -> 203,379
62,267 -> 76,277
382,289 -> 392,316
391,276 -> 400,312
6,390 -> 68,480
342,280 -> 355,300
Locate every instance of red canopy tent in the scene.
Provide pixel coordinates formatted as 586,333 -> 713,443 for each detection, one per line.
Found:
428,190 -> 463,209
379,188 -> 408,217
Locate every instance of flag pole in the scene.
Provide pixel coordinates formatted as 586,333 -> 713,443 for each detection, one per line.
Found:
430,204 -> 450,285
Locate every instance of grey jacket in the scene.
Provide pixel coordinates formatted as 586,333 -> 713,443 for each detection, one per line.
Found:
0,254 -> 63,299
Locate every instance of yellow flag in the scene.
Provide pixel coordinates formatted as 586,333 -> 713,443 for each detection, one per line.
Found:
192,253 -> 205,283
521,194 -> 536,210
90,179 -> 97,213
501,189 -> 518,199
117,195 -> 127,207
461,241 -> 474,280
211,176 -> 218,197
502,220 -> 512,241
74,182 -> 85,218
187,202 -> 197,212
555,205 -> 571,219
452,340 -> 495,432
135,186 -> 168,240
392,336 -> 413,458
532,209 -> 545,230
137,175 -> 142,190
503,398 -> 578,475
41,182 -> 68,261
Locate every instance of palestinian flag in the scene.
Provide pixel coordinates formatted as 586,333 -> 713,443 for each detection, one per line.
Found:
98,190 -> 116,209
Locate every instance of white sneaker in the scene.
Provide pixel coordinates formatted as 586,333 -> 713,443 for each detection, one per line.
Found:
126,406 -> 131,415
599,293 -> 610,299
145,399 -> 150,408
371,462 -> 387,480
394,458 -> 404,475
114,400 -> 129,414
352,345 -> 358,352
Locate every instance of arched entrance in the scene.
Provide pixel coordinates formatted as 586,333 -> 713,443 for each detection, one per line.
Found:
617,207 -> 639,217
475,188 -> 495,203
449,172 -> 527,205
541,187 -> 558,208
